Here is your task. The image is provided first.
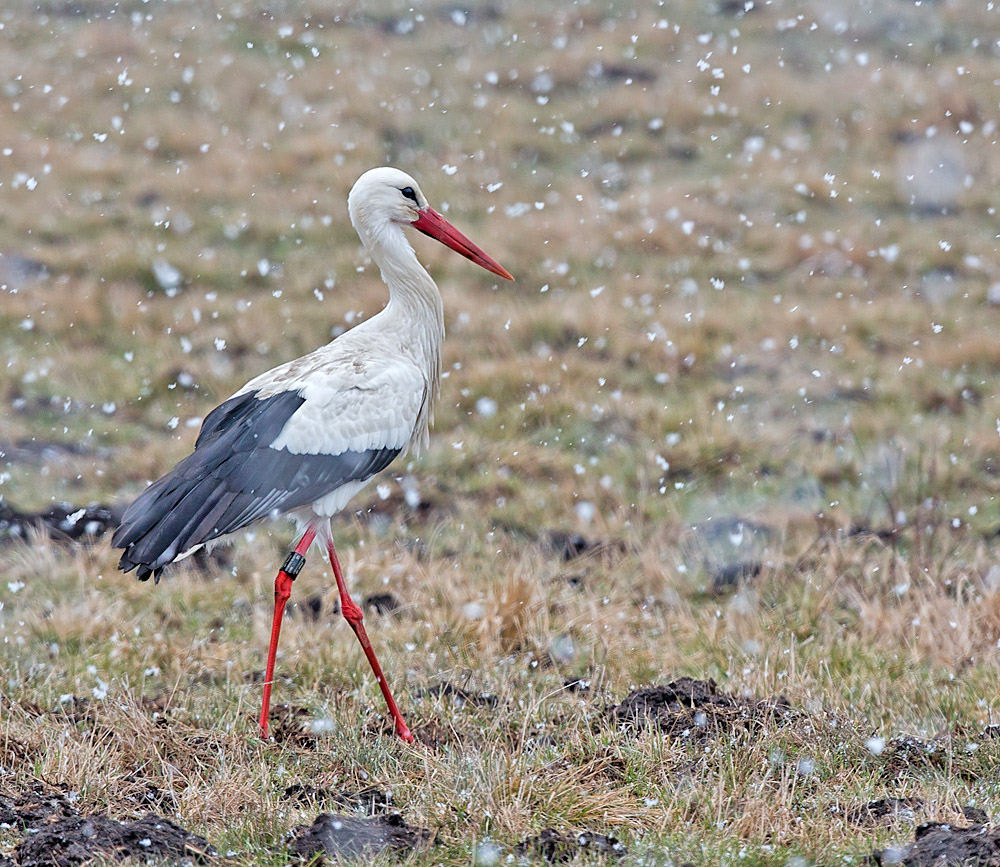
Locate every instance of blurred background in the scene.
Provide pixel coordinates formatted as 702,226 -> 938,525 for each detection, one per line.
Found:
2,0 -> 998,549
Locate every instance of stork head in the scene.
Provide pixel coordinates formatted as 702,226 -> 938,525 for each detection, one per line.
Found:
348,166 -> 513,281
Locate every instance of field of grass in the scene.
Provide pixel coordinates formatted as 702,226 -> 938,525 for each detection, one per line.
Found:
3,0 -> 1000,863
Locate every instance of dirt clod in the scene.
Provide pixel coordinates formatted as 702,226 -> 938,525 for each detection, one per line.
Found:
289,812 -> 430,862
420,682 -> 498,709
610,677 -> 793,739
964,806 -> 992,825
563,677 -> 592,693
188,545 -> 233,576
0,783 -> 78,830
364,592 -> 400,616
844,797 -> 924,825
882,736 -> 948,778
0,252 -> 48,291
14,812 -> 216,867
546,531 -> 593,561
0,501 -> 118,545
514,828 -> 627,862
410,720 -> 452,749
121,774 -> 178,816
289,594 -> 324,621
711,560 -> 761,592
269,703 -> 318,749
871,821 -> 1000,867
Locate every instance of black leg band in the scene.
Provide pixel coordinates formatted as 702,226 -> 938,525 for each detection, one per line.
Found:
281,551 -> 306,579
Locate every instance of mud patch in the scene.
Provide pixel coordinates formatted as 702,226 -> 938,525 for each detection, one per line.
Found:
289,812 -> 430,861
14,813 -> 216,867
871,821 -> 1000,866
514,828 -> 627,862
610,677 -> 793,739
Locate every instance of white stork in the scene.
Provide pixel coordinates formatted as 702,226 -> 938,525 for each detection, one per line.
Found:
112,167 -> 514,743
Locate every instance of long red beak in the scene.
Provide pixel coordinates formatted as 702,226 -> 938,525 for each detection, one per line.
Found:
411,207 -> 514,281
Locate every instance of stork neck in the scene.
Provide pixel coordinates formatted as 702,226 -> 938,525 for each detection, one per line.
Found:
378,243 -> 443,329
369,225 -> 445,392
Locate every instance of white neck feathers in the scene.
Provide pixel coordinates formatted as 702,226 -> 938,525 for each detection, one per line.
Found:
348,185 -> 445,430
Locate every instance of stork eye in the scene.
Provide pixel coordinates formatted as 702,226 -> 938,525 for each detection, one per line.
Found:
400,186 -> 418,203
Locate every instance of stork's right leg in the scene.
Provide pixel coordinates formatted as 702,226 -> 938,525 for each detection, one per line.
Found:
325,535 -> 414,743
259,525 -> 317,739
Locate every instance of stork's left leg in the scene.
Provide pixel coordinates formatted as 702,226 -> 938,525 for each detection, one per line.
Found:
326,537 -> 414,743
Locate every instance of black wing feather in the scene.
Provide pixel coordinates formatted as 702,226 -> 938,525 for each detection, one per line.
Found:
113,389 -> 400,580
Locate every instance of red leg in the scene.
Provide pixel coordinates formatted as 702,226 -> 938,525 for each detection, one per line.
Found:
259,526 -> 317,739
326,538 -> 414,743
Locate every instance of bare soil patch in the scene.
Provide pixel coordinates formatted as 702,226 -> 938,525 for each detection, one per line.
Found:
13,812 -> 215,867
289,812 -> 431,862
514,828 -> 627,862
419,681 -> 500,710
283,784 -> 393,815
0,501 -> 118,544
844,797 -> 924,826
268,703 -> 319,749
871,821 -> 1000,867
609,677 -> 794,739
0,784 -> 78,831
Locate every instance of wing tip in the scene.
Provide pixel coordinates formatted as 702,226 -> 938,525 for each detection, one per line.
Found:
117,550 -> 161,583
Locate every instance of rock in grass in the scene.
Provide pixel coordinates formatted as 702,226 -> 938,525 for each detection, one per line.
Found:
290,813 -> 431,862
